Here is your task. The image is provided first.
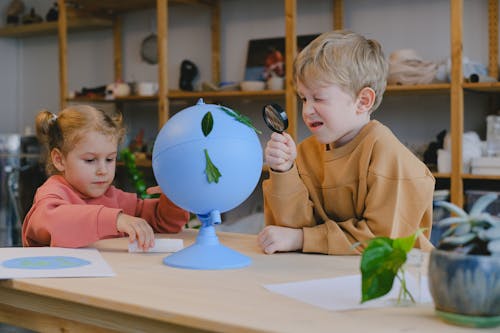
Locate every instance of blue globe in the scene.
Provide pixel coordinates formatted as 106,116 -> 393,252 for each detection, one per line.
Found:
152,99 -> 263,215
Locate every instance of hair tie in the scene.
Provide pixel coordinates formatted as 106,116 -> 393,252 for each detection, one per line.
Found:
51,113 -> 58,122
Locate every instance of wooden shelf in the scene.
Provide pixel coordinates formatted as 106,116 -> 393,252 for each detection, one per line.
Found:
68,89 -> 285,103
0,18 -> 112,38
433,172 -> 451,179
463,81 -> 500,92
385,83 -> 451,95
462,173 -> 500,180
72,0 -> 214,13
169,89 -> 285,100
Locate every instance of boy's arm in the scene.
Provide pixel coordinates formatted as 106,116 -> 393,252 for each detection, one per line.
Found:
263,165 -> 316,229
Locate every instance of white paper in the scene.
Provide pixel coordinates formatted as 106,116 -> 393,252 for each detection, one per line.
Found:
0,247 -> 115,279
264,274 -> 432,311
128,238 -> 184,253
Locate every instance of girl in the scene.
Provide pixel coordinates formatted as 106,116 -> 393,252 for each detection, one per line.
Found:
22,105 -> 189,250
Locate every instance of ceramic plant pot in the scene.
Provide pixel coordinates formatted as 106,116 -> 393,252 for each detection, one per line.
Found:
428,249 -> 500,328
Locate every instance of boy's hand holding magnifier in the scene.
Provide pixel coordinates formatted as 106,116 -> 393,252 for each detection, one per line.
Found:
260,104 -> 304,254
262,104 -> 297,172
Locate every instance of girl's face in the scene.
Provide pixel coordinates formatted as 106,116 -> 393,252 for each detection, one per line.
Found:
297,80 -> 370,146
53,130 -> 118,198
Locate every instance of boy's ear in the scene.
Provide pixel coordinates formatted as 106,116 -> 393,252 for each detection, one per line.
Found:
51,148 -> 65,172
356,87 -> 376,114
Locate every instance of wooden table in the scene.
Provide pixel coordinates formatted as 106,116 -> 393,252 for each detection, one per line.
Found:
0,230 -> 495,333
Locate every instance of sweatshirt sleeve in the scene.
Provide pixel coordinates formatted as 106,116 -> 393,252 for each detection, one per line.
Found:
263,165 -> 316,229
133,194 -> 189,233
23,194 -> 122,248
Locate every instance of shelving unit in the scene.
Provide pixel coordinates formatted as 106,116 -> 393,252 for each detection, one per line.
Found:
1,0 -> 499,208
0,17 -> 112,38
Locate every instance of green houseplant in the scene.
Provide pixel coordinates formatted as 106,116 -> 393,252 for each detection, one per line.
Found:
429,193 -> 500,328
358,229 -> 424,305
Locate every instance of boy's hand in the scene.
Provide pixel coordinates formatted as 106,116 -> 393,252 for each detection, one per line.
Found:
265,132 -> 297,172
257,225 -> 303,254
116,213 -> 155,251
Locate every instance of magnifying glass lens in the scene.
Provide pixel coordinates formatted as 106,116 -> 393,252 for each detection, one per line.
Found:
262,104 -> 288,133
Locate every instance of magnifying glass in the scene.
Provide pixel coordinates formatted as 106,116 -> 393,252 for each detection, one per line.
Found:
262,104 -> 288,133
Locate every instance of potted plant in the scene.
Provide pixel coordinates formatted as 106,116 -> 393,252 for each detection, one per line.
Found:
429,193 -> 500,328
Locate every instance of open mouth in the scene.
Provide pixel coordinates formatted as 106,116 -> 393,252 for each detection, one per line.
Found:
309,121 -> 323,129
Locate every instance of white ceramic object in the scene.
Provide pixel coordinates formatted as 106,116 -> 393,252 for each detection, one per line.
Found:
240,80 -> 265,91
137,82 -> 158,96
266,76 -> 284,90
106,82 -> 130,98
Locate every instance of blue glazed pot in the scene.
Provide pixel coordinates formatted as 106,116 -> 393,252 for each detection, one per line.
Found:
428,249 -> 500,327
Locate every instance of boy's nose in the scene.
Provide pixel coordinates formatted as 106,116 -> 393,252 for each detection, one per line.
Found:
301,102 -> 314,116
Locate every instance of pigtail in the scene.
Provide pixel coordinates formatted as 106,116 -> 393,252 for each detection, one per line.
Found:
35,109 -> 61,175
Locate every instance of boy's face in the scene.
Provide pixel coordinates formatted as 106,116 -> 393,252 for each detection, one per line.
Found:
52,131 -> 118,198
297,80 -> 370,146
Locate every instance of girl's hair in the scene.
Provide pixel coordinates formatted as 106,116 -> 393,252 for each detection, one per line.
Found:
294,30 -> 388,113
35,105 -> 125,175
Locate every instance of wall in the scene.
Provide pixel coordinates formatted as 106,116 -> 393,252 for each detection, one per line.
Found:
0,0 -> 496,152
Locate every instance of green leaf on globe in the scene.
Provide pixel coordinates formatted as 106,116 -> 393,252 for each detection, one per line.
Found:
220,105 -> 262,134
202,111 -> 213,137
204,149 -> 221,183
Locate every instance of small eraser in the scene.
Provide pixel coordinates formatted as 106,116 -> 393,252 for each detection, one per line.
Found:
128,238 -> 184,253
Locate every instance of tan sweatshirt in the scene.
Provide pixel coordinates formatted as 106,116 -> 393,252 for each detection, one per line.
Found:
263,120 -> 435,254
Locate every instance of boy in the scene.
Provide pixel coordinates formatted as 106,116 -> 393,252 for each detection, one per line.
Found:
258,30 -> 434,255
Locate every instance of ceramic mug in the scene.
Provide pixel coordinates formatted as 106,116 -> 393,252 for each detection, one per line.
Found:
137,82 -> 158,96
266,76 -> 284,90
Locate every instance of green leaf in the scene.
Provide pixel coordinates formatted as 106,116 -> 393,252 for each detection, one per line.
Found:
470,193 -> 498,215
360,237 -> 407,303
393,228 -> 425,253
204,149 -> 221,183
434,200 -> 468,218
436,216 -> 469,227
201,111 -> 214,137
220,105 -> 262,134
359,230 -> 425,303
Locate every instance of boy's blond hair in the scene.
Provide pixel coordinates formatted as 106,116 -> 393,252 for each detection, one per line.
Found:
294,30 -> 388,113
35,105 -> 125,175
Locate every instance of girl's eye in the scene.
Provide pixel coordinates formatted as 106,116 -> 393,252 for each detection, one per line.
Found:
84,159 -> 95,163
106,158 -> 115,163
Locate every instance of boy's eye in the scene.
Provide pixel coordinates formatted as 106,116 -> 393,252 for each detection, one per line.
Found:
106,157 -> 115,163
84,159 -> 95,163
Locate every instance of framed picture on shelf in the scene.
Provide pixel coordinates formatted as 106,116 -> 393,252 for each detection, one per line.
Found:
244,34 -> 319,82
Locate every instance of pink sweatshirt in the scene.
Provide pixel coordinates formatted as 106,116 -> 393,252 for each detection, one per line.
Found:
22,175 -> 189,247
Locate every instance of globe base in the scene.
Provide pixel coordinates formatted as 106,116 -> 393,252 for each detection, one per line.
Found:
163,225 -> 251,270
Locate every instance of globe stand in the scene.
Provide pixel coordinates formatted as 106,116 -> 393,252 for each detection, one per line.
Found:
163,210 -> 251,270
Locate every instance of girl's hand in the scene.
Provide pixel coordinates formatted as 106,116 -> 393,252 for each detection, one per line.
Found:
146,186 -> 162,195
265,132 -> 297,172
257,225 -> 303,254
116,213 -> 155,251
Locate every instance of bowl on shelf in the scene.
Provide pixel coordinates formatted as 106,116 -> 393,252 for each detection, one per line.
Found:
240,80 -> 265,91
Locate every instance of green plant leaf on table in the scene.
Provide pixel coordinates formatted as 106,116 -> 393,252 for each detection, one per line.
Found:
204,149 -> 221,183
359,229 -> 423,303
